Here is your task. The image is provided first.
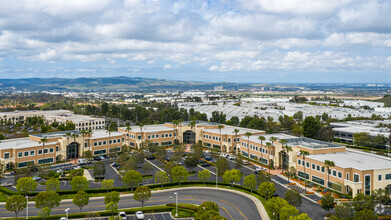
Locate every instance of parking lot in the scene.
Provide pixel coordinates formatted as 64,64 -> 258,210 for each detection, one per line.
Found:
93,212 -> 192,220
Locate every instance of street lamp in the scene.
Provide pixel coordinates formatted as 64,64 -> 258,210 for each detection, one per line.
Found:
26,196 -> 28,219
65,208 -> 69,219
174,192 -> 178,217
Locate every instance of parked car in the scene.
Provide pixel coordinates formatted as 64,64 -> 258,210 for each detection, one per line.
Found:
56,169 -> 63,174
199,161 -> 211,167
73,166 -> 82,170
204,150 -> 211,154
102,155 -> 110,160
94,156 -> 102,161
204,156 -> 212,161
32,176 -> 41,181
118,211 -> 127,220
59,217 -> 68,220
227,155 -> 237,160
78,158 -> 90,165
135,211 -> 144,220
10,171 -> 16,175
254,166 -> 266,174
146,155 -> 156,160
220,153 -> 228,158
174,161 -> 183,165
242,160 -> 250,165
1,182 -> 13,187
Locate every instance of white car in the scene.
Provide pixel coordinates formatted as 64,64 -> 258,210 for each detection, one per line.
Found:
135,211 -> 144,220
255,166 -> 266,173
118,211 -> 127,220
242,160 -> 250,165
73,166 -> 82,170
0,182 -> 12,187
227,155 -> 237,160
32,176 -> 41,181
59,217 -> 67,220
56,169 -> 63,173
220,153 -> 228,158
204,150 -> 211,154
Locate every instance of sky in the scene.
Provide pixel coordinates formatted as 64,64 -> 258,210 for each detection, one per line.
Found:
0,0 -> 391,83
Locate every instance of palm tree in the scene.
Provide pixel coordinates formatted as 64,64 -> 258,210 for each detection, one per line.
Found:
244,132 -> 252,159
189,120 -> 196,133
324,160 -> 335,190
138,123 -> 144,149
299,150 -> 310,192
172,120 -> 179,146
280,139 -> 293,183
265,142 -> 272,174
71,133 -> 79,162
178,119 -> 184,144
107,127 -> 115,151
217,125 -> 224,153
80,130 -> 86,158
39,137 -> 48,164
269,136 -> 277,169
257,136 -> 266,164
233,129 -> 240,155
279,139 -> 288,174
86,129 -> 93,152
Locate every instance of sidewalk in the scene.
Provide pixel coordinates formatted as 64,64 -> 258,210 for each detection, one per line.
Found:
276,174 -> 323,198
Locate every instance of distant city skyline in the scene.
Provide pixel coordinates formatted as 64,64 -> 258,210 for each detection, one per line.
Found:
0,0 -> 391,83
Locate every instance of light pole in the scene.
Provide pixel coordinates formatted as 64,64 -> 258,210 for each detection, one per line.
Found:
216,167 -> 218,188
174,192 -> 178,217
26,196 -> 28,219
65,208 -> 69,219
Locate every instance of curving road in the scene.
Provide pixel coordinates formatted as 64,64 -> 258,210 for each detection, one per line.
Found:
0,188 -> 262,220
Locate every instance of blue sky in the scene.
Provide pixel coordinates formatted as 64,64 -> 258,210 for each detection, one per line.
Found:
0,0 -> 391,83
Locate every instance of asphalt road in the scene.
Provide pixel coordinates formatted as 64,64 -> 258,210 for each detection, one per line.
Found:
0,188 -> 261,220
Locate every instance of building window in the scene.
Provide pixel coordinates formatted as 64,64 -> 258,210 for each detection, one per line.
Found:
312,164 -> 315,170
332,170 -> 337,176
113,139 -> 117,144
379,175 -> 382,181
109,140 -> 112,144
24,151 -> 29,157
321,167 -> 325,173
49,148 -> 54,153
4,152 -> 10,159
138,135 -> 142,140
18,152 -> 23,158
228,138 -> 231,143
338,172 -> 342,178
38,158 -> 54,165
103,141 -> 107,145
117,138 -> 121,143
306,162 -> 309,168
94,149 -> 107,155
346,172 -> 349,180
44,149 -> 48,154
316,165 -> 320,171
148,135 -> 151,139
30,150 -> 35,156
385,174 -> 391,180
94,142 -> 97,146
56,146 -> 59,151
38,149 -> 43,155
354,174 -> 360,182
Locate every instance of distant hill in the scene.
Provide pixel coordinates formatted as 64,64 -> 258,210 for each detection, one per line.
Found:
375,95 -> 391,107
0,77 -> 245,92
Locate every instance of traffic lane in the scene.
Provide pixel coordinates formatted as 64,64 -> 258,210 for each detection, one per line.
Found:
0,188 -> 261,220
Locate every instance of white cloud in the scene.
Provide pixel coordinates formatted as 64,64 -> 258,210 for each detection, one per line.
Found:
163,64 -> 171,70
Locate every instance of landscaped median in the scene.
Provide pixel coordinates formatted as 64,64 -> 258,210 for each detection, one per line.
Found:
0,182 -> 271,219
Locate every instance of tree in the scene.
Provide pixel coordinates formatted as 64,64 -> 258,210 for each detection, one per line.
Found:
46,178 -> 60,191
196,201 -> 220,219
321,193 -> 335,212
299,150 -> 310,192
223,169 -> 242,187
258,135 -> 266,162
171,166 -> 189,185
243,174 -> 257,193
353,132 -> 371,147
143,162 -> 154,174
104,191 -> 120,204
235,157 -> 243,171
256,170 -> 271,185
354,209 -> 376,220
280,205 -> 300,220
134,186 -> 151,208
280,139 -> 292,183
156,146 -> 167,161
266,197 -> 289,220
101,179 -> 114,193
106,202 -> 118,217
122,170 -> 142,191
265,142 -> 273,173
164,161 -> 176,177
73,190 -> 89,213
194,143 -> 204,161
198,169 -> 211,184
288,213 -> 311,220
258,181 -> 276,199
233,128 -> 240,154
303,116 -> 321,139
5,195 -> 27,218
184,154 -> 198,171
216,157 -> 230,176
335,202 -> 354,219
373,188 -> 390,214
284,189 -> 302,207
352,193 -> 375,212
94,161 -> 106,178
324,160 -> 335,190
155,171 -> 170,188
70,176 -> 89,192
82,150 -> 93,161
16,177 -> 37,196
318,126 -> 334,142
39,207 -> 51,220
35,191 -> 61,210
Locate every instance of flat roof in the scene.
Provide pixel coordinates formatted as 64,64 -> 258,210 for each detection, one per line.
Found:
0,138 -> 57,150
308,151 -> 391,171
32,130 -> 80,139
248,133 -> 298,144
203,125 -> 264,135
120,125 -> 174,133
286,137 -> 343,149
90,130 -> 123,139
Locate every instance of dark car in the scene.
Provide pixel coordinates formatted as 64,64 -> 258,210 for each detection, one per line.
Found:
204,156 -> 212,161
10,171 -> 16,175
102,155 -> 110,160
146,155 -> 156,160
199,162 -> 211,167
94,156 -> 102,161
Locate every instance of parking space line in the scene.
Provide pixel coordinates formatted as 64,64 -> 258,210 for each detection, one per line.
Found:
145,159 -> 165,172
197,165 -> 216,175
